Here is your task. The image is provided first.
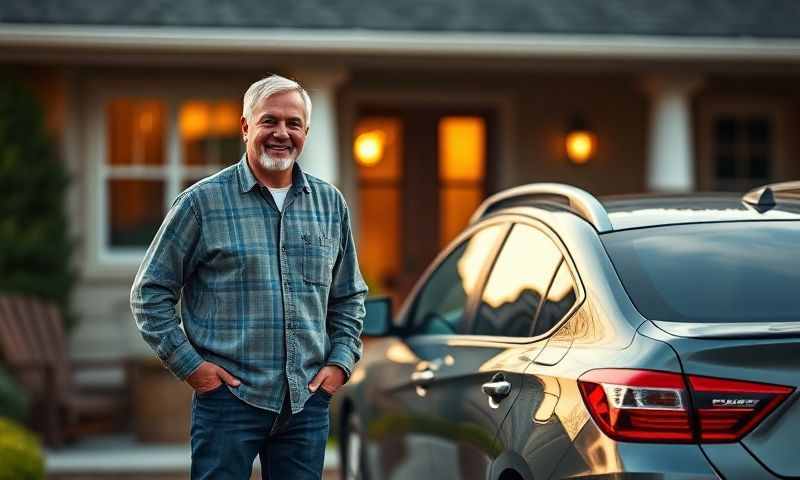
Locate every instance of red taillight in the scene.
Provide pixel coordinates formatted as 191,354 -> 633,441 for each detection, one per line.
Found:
688,375 -> 793,442
578,369 -> 794,444
578,369 -> 694,442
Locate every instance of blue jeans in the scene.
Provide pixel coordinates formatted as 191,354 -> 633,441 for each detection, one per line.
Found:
190,385 -> 331,480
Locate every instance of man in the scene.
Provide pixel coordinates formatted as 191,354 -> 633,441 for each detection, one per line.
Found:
130,74 -> 367,479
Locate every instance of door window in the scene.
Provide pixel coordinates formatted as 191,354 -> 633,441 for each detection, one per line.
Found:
474,224 -> 563,337
410,224 -> 506,335
533,260 -> 578,336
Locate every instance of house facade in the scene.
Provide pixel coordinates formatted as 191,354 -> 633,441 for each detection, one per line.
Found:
2,1 -> 800,365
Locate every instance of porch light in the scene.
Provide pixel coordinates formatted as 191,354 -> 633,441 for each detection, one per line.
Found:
565,117 -> 596,165
354,130 -> 386,167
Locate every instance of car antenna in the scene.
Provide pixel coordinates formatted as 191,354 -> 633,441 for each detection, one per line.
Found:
742,186 -> 776,212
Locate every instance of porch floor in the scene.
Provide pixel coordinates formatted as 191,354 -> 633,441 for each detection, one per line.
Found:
45,434 -> 340,479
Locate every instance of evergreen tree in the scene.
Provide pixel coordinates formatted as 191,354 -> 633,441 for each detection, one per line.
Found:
0,77 -> 74,329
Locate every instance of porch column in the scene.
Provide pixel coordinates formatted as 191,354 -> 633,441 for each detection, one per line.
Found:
291,68 -> 349,186
643,76 -> 703,192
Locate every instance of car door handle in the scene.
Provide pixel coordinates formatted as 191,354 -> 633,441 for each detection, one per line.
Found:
482,380 -> 512,399
411,369 -> 435,384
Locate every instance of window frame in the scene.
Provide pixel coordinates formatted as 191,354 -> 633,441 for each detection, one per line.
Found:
697,97 -> 788,191
463,216 -> 585,343
398,218 -> 511,336
85,80 -> 245,275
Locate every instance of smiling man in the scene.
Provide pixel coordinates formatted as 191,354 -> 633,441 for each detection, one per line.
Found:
130,75 -> 367,479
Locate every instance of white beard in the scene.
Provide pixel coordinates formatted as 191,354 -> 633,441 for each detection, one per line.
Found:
258,149 -> 294,172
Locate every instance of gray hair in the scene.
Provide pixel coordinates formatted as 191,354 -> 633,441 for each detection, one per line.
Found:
242,75 -> 313,128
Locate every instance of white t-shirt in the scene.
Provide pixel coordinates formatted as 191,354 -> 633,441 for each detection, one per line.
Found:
267,185 -> 292,212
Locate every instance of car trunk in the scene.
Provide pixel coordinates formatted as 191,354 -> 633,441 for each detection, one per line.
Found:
655,321 -> 800,477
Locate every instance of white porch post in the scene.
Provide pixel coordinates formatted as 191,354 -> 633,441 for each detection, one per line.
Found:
291,69 -> 348,186
644,76 -> 703,192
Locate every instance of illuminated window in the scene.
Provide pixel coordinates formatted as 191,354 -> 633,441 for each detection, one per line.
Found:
355,117 -> 403,296
103,98 -> 241,252
438,117 -> 486,249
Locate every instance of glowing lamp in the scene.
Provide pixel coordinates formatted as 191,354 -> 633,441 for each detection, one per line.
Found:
354,130 -> 385,167
565,116 -> 596,165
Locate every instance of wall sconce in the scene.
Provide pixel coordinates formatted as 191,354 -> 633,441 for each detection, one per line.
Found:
565,116 -> 596,165
354,130 -> 386,167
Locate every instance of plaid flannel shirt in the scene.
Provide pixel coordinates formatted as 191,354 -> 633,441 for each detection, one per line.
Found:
130,157 -> 367,413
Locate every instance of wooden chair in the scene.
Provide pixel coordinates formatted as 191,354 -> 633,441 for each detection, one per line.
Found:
0,294 -> 131,447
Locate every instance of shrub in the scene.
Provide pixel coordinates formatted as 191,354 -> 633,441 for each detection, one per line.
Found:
0,417 -> 44,480
0,366 -> 28,423
0,76 -> 74,329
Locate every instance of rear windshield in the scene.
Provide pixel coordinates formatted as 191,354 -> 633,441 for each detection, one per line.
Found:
601,221 -> 800,323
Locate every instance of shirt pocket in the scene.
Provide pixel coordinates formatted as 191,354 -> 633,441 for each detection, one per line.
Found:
302,233 -> 335,286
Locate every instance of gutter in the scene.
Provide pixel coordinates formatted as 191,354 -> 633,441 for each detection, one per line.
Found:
3,24 -> 800,61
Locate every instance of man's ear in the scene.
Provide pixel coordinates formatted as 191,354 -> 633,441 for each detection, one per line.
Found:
240,116 -> 249,139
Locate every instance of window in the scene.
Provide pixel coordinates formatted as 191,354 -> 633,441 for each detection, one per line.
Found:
602,221 -> 800,323
355,117 -> 403,297
474,224 -> 563,337
410,224 -> 506,335
101,98 -> 242,256
533,261 -> 577,336
438,116 -> 485,249
711,113 -> 774,192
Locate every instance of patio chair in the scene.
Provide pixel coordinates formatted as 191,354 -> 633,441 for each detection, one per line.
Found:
0,294 -> 131,447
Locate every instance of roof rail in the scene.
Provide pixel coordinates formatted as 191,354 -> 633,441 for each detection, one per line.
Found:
743,181 -> 800,208
469,183 -> 613,232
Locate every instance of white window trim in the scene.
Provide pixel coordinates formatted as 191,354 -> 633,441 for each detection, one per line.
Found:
84,79 -> 245,276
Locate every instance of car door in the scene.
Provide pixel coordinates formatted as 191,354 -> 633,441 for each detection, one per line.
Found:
415,221 -> 567,480
370,221 -> 509,480
492,232 -> 584,480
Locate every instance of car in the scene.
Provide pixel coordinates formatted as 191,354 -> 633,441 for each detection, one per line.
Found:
332,181 -> 800,480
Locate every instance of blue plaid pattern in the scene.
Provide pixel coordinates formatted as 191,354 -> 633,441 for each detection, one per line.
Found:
130,157 -> 367,413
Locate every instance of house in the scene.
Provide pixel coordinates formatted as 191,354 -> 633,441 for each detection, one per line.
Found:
2,0 -> 800,365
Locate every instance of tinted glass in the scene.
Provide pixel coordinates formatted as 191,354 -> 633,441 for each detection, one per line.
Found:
534,261 -> 578,336
602,221 -> 800,323
474,224 -> 563,337
411,225 -> 505,334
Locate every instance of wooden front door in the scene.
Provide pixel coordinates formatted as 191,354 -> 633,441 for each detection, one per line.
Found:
355,107 -> 496,306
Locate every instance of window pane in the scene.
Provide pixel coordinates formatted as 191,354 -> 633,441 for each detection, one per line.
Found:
107,99 -> 166,166
108,179 -> 165,247
355,117 -> 403,181
358,186 -> 401,294
438,116 -> 485,182
711,114 -> 774,191
475,224 -> 563,337
180,100 -> 242,167
602,222 -> 800,323
411,224 -> 505,335
440,187 -> 482,249
534,261 -> 577,336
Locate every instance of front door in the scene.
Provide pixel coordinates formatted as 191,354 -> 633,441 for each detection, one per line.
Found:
354,107 -> 496,306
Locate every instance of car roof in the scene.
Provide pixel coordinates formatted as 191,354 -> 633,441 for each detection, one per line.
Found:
601,193 -> 800,231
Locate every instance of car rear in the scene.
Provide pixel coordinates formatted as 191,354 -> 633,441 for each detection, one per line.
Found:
599,220 -> 800,478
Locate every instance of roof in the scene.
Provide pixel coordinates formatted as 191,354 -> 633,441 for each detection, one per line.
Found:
601,194 -> 800,231
2,0 -> 800,39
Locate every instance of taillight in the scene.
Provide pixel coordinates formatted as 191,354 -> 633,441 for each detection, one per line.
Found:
578,369 -> 794,443
688,375 -> 793,442
578,369 -> 693,442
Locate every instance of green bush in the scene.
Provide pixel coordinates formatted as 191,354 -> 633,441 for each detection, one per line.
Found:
0,366 -> 28,423
0,418 -> 44,480
0,76 -> 75,329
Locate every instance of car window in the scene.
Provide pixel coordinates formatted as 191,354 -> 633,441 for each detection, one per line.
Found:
602,221 -> 800,323
410,224 -> 506,335
533,260 -> 577,336
473,224 -> 563,337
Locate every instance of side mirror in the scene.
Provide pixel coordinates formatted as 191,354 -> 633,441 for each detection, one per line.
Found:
363,296 -> 393,337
